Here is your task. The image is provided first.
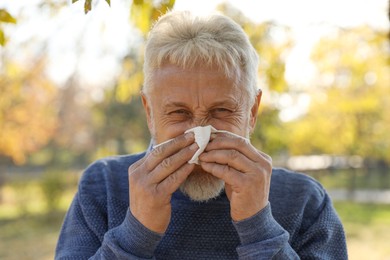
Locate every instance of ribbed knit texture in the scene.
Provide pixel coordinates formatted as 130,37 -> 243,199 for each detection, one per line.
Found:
55,152 -> 348,259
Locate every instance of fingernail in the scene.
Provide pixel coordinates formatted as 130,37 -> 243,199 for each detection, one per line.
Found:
210,133 -> 217,139
190,143 -> 198,150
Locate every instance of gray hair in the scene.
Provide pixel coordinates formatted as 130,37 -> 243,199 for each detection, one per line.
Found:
143,10 -> 259,103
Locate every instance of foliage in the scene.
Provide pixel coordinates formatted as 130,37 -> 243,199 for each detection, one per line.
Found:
92,86 -> 150,158
131,0 -> 175,35
287,27 -> 390,163
1,0 -> 388,168
251,106 -> 288,155
71,0 -> 175,30
89,0 -> 175,158
47,79 -> 96,166
218,3 -> 293,94
72,0 -> 111,14
0,9 -> 16,46
40,171 -> 68,212
0,59 -> 58,165
217,3 -> 293,155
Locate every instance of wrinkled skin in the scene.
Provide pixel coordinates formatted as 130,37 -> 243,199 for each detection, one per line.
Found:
128,63 -> 272,233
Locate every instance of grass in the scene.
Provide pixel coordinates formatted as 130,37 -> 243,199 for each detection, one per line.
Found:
0,211 -> 65,260
333,202 -> 390,260
0,171 -> 390,259
0,170 -> 78,259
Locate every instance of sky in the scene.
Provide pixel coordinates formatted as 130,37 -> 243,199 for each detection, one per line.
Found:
178,0 -> 389,88
178,0 -> 389,120
0,0 -> 389,116
176,0 -> 389,29
1,0 -> 388,84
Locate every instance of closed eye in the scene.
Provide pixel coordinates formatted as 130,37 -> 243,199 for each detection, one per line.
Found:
169,109 -> 191,116
214,108 -> 232,112
211,108 -> 234,118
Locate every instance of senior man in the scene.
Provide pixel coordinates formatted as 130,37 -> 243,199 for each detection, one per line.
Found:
56,11 -> 347,259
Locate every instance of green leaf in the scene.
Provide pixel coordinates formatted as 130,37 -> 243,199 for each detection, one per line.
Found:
130,0 -> 175,36
0,29 -> 5,46
84,0 -> 92,14
0,9 -> 17,24
133,0 -> 144,5
130,1 -> 152,34
72,0 -> 110,14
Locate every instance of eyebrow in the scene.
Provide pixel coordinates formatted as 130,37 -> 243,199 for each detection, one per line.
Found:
164,100 -> 239,110
163,102 -> 189,111
165,101 -> 188,107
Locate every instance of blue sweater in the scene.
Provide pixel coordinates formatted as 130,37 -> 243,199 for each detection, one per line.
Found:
55,152 -> 347,259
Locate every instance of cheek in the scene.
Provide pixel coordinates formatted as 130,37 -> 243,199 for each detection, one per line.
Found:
209,113 -> 251,136
153,117 -> 191,143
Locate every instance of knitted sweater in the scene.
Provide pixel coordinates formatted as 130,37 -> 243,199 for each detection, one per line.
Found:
55,152 -> 348,259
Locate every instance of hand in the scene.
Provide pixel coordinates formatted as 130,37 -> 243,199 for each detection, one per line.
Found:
128,132 -> 197,233
199,132 -> 272,221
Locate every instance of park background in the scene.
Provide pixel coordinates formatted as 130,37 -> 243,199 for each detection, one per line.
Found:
0,0 -> 389,259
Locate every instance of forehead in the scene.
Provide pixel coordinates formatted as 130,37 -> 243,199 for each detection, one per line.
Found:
148,63 -> 245,103
153,63 -> 231,81
150,63 -> 239,90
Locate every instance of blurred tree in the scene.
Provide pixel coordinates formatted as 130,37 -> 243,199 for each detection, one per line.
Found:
247,22 -> 292,156
131,0 -> 175,35
89,0 -> 175,158
218,3 -> 292,94
63,0 -> 292,159
71,0 -> 175,30
93,2 -> 293,158
40,76 -> 96,166
0,59 -> 58,164
217,3 -> 293,156
0,9 -> 16,46
287,26 -> 390,165
72,0 -> 111,14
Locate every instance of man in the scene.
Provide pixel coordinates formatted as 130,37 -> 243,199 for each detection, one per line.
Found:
56,11 -> 347,259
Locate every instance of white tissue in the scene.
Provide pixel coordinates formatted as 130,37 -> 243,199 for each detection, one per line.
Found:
153,125 -> 248,165
185,125 -> 217,164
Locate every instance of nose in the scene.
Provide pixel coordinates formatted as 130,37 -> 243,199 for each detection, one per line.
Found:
191,116 -> 210,128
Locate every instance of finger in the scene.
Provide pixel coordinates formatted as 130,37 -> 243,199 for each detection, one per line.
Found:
156,163 -> 195,195
199,149 -> 255,173
128,156 -> 147,173
200,161 -> 245,187
149,142 -> 198,183
208,132 -> 270,163
144,132 -> 195,171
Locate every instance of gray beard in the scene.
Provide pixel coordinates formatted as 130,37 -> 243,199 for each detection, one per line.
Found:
179,166 -> 225,201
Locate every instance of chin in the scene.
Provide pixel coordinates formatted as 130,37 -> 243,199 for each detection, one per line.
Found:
179,166 -> 225,202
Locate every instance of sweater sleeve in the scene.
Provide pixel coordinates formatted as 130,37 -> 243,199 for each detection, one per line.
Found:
233,203 -> 299,260
55,192 -> 163,259
55,159 -> 163,259
294,193 -> 348,259
233,194 -> 347,259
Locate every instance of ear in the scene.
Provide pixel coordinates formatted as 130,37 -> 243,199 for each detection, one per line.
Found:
141,92 -> 153,132
249,89 -> 262,133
